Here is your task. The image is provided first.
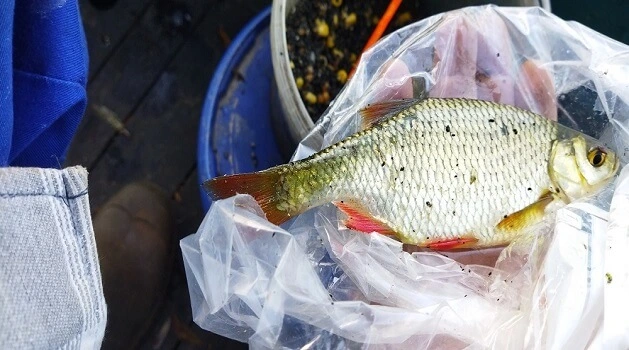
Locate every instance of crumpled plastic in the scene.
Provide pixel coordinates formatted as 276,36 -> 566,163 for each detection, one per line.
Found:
182,5 -> 629,349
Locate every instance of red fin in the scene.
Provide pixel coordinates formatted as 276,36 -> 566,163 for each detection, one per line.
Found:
359,99 -> 421,129
334,200 -> 395,235
426,237 -> 479,251
203,168 -> 289,225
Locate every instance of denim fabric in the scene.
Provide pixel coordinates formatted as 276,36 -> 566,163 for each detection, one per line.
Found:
0,166 -> 106,349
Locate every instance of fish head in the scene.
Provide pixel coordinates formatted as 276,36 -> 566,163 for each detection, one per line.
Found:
549,135 -> 619,202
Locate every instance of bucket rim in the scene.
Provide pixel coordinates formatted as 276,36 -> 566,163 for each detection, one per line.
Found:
197,6 -> 272,212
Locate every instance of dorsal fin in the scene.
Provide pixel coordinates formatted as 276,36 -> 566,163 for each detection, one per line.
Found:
358,98 -> 421,129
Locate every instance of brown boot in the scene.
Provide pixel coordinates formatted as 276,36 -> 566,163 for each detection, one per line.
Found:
94,182 -> 174,349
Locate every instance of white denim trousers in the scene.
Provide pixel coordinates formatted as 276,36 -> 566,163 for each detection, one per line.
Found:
0,166 -> 106,349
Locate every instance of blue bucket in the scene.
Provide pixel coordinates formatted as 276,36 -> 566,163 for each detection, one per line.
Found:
197,7 -> 287,211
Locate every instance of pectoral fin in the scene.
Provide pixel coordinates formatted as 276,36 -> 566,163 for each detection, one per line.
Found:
334,200 -> 396,235
497,191 -> 554,233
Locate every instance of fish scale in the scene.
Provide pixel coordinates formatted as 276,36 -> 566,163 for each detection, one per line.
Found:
206,98 -> 619,249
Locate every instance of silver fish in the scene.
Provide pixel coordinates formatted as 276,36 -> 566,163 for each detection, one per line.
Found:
205,98 -> 619,249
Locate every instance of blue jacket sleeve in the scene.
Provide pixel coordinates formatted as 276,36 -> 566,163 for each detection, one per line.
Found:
0,0 -> 88,167
0,0 -> 15,165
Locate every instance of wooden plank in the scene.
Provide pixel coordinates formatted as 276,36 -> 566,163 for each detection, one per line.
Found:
147,267 -> 247,350
66,0 -> 209,168
85,0 -> 271,210
177,323 -> 248,350
139,256 -> 191,349
173,169 -> 205,239
84,43 -> 209,210
140,170 -> 249,350
79,0 -> 154,79
141,170 -> 204,349
78,1 -> 271,348
134,168 -> 206,349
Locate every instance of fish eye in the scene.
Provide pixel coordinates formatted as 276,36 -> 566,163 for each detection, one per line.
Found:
587,148 -> 607,168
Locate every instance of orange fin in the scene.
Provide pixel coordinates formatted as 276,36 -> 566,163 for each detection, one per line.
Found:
497,191 -> 554,233
334,200 -> 396,235
203,167 -> 289,225
426,237 -> 479,251
359,98 -> 421,129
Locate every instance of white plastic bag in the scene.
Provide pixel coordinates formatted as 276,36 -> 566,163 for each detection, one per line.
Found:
182,5 -> 629,349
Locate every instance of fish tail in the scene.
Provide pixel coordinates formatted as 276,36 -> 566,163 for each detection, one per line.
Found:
203,165 -> 295,225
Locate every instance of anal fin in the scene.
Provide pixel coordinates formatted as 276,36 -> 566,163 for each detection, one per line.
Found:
333,200 -> 396,235
426,237 -> 479,251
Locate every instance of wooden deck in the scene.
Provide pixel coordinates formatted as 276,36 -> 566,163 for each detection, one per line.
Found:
66,0 -> 271,348
65,1 -> 629,349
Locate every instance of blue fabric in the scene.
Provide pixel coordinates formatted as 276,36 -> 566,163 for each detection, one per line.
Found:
0,0 -> 88,167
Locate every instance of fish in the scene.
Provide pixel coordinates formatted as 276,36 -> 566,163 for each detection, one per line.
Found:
204,98 -> 619,250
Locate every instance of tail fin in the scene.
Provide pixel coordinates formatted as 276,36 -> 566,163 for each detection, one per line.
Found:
203,168 -> 290,225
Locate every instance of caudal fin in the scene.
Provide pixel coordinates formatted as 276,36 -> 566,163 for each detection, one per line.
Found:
203,168 -> 290,225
